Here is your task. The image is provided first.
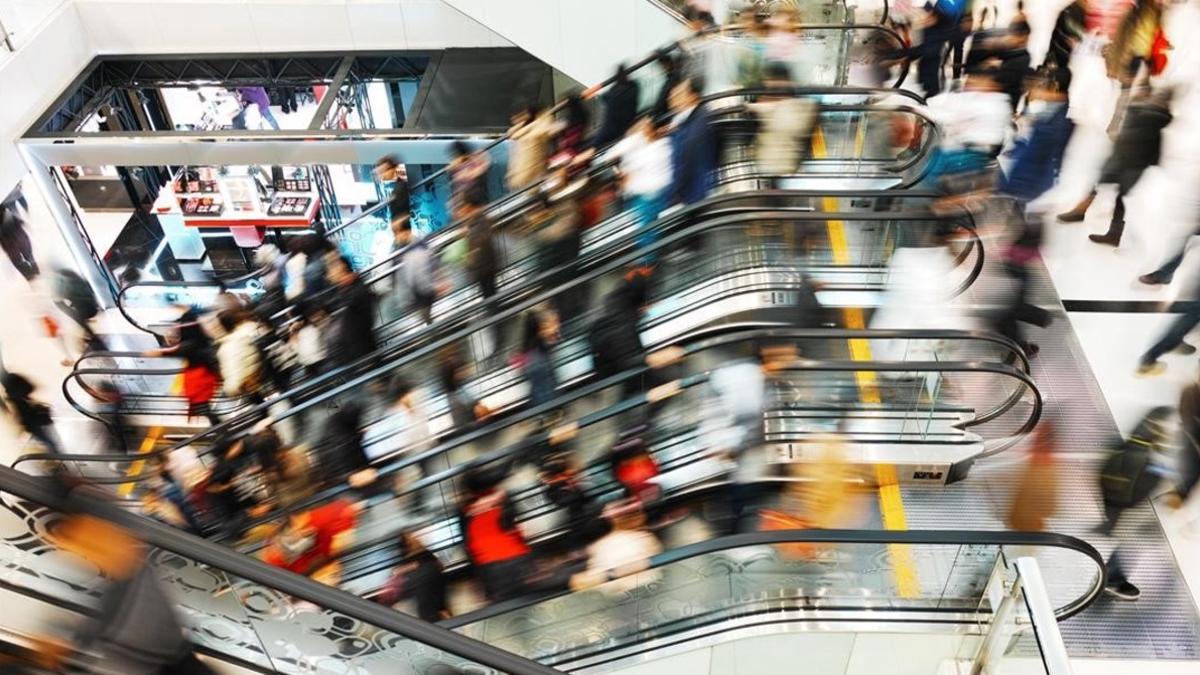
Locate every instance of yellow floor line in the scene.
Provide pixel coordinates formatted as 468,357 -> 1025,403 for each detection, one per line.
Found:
812,126 -> 919,598
116,373 -> 178,498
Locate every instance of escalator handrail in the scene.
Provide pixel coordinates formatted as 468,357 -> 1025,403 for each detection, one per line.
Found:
36,330 -> 1039,558
442,527 -> 1106,629
73,191 -> 971,422
59,205 -> 981,446
0,465 -> 566,675
114,90 -> 935,336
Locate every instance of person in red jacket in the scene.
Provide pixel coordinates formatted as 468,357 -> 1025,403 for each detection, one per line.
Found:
263,498 -> 359,579
458,465 -> 532,601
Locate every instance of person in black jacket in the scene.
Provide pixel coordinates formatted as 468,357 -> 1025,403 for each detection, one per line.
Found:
1060,88 -> 1173,246
318,400 -> 370,488
325,254 -> 378,370
377,531 -> 450,622
591,63 -> 641,149
1096,406 -> 1175,600
651,50 -> 682,122
374,154 -> 411,221
3,372 -> 60,455
587,273 -> 683,403
462,197 -> 502,350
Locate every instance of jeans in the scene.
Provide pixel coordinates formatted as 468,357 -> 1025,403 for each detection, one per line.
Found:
631,192 -> 666,262
233,104 -> 281,130
1142,301 -> 1200,364
917,39 -> 947,96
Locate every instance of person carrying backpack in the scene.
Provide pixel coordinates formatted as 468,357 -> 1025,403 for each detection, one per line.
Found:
1097,406 -> 1176,600
53,267 -> 103,358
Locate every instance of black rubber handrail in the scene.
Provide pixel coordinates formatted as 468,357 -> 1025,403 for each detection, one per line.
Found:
114,90 -> 935,336
445,527 -> 1105,629
0,465 -> 565,675
31,328 -> 1040,558
57,205 -> 979,442
70,187 -> 968,423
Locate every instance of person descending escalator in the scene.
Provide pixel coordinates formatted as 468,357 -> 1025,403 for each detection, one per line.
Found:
149,307 -> 222,426
458,464 -> 533,601
525,196 -> 584,317
589,63 -> 641,149
462,196 -> 502,353
506,104 -> 553,191
377,531 -> 450,622
262,498 -> 360,582
448,140 -> 491,215
651,50 -> 684,123
374,154 -> 412,221
324,254 -> 379,371
516,306 -> 561,411
215,310 -> 265,404
52,267 -> 104,362
538,451 -> 603,545
365,375 -> 435,513
667,78 -> 719,210
608,116 -> 674,260
390,216 -> 443,325
746,62 -> 817,189
568,495 -> 662,595
587,273 -> 684,406
317,400 -> 376,492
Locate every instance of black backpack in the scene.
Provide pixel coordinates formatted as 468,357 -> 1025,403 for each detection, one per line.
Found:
56,269 -> 99,320
1099,407 -> 1172,508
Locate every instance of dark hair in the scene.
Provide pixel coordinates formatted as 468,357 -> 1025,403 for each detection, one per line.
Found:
621,272 -> 651,310
521,310 -> 549,354
217,310 -> 240,333
450,140 -> 471,159
562,91 -> 589,129
614,63 -> 629,84
2,372 -> 34,400
655,49 -> 677,72
388,374 -> 414,402
763,61 -> 792,83
328,254 -> 355,275
680,76 -> 704,97
394,217 -> 414,233
439,353 -> 464,393
376,154 -> 400,170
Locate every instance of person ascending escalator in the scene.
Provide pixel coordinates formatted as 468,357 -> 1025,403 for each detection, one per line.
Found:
587,273 -> 684,406
458,464 -> 532,601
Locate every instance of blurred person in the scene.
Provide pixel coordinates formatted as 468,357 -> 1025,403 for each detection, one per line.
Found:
48,494 -> 216,674
325,255 -> 379,368
1105,0 -> 1167,87
288,305 -> 327,380
317,400 -> 374,490
439,349 -> 490,433
366,375 -> 434,510
589,64 -> 641,149
506,105 -> 553,190
3,373 -> 61,456
539,451 -> 602,544
1005,421 -> 1061,532
272,441 -> 315,509
1059,88 -> 1172,246
609,116 -> 674,254
516,307 -> 561,410
994,68 -> 1075,357
0,199 -> 39,281
923,67 -> 1011,206
1049,0 -> 1088,76
913,0 -> 969,96
527,196 -> 584,316
149,307 -> 222,426
462,197 -> 502,352
448,140 -> 491,214
588,273 -> 685,404
609,424 -> 662,505
377,531 -> 450,622
93,380 -> 130,453
300,234 -> 334,304
699,347 -> 778,532
668,78 -> 719,207
551,92 -> 591,165
1136,280 -> 1200,375
652,50 -> 684,122
215,310 -> 264,399
152,463 -> 205,533
746,63 -> 818,185
1096,406 -> 1176,599
458,464 -> 533,601
568,496 -> 663,593
391,217 -> 440,325
52,267 -> 103,358
263,498 -> 359,580
374,154 -> 411,220
763,7 -> 800,72
981,19 -> 1033,111
946,0 -> 977,84
1170,379 -> 1200,509
233,86 -> 279,130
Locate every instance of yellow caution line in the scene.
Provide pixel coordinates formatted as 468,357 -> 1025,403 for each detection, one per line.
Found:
812,126 -> 918,598
116,372 -> 179,498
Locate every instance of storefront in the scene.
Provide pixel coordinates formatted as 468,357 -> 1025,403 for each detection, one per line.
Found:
19,48 -> 561,306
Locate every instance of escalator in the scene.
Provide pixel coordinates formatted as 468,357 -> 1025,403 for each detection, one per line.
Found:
0,465 -> 1096,675
27,327 -> 1043,613
113,85 -> 935,339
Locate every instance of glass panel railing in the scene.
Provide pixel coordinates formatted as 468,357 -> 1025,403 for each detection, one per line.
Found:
0,467 -> 560,675
0,465 -> 1103,675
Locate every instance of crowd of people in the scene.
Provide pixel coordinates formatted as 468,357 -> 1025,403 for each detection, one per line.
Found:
4,2 -> 1200,670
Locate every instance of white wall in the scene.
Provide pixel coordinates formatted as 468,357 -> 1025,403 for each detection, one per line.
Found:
442,0 -> 684,85
0,2 -> 93,196
74,0 -> 513,54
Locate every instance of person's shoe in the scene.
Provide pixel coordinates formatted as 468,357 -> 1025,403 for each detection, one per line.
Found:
1136,360 -> 1167,377
1174,343 -> 1197,356
1089,233 -> 1121,247
1104,581 -> 1141,601
1058,209 -> 1089,223
1022,342 -> 1040,359
1139,272 -> 1173,286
